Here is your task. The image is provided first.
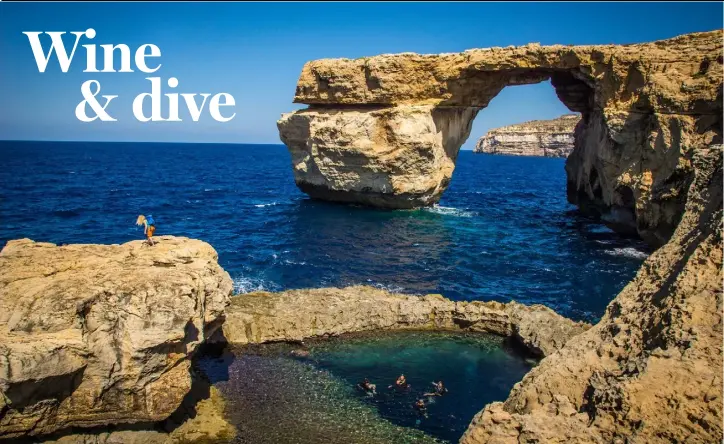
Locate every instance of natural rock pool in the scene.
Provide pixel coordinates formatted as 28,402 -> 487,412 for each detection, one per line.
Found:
196,331 -> 535,443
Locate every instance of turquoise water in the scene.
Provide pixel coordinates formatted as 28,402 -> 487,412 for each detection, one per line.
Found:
196,331 -> 534,443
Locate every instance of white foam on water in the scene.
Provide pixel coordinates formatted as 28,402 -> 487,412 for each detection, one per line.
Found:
254,202 -> 280,208
233,276 -> 274,294
283,259 -> 307,265
423,205 -> 476,218
364,279 -> 406,293
604,247 -> 649,260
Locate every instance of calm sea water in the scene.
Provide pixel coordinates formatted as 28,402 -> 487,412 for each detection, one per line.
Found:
0,141 -> 648,322
198,331 -> 534,443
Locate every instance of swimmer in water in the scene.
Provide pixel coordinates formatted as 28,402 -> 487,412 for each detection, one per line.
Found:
424,380 -> 448,397
414,398 -> 428,418
388,374 -> 409,390
357,378 -> 376,394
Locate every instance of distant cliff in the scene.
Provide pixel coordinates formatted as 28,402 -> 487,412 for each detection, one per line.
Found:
473,114 -> 580,157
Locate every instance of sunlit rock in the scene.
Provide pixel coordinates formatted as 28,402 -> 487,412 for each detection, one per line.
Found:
0,236 -> 233,438
474,114 -> 579,158
278,31 -> 723,247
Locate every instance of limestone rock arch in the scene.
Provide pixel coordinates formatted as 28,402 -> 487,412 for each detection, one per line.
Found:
278,31 -> 722,247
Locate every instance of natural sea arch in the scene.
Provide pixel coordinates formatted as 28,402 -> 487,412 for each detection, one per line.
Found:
277,32 -> 722,248
273,31 -> 724,443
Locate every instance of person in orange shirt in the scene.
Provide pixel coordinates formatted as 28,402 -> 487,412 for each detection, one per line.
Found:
136,214 -> 156,246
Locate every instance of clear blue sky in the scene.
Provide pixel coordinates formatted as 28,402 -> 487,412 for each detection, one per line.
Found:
0,2 -> 721,149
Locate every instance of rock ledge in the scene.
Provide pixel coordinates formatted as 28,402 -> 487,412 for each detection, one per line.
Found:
221,286 -> 590,357
0,236 -> 233,438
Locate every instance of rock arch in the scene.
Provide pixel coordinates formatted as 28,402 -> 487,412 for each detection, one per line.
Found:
278,31 -> 722,247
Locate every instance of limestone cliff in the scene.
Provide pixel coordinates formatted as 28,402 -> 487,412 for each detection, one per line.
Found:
460,146 -> 722,443
278,30 -> 723,247
474,114 -> 579,157
0,236 -> 233,438
219,286 -> 590,357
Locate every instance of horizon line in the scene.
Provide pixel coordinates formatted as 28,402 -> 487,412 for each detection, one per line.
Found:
0,139 -> 289,146
0,139 -> 480,150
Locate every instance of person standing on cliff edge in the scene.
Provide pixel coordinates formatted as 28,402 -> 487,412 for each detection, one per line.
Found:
136,215 -> 156,246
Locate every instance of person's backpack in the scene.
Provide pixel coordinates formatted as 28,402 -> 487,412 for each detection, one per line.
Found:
146,215 -> 155,226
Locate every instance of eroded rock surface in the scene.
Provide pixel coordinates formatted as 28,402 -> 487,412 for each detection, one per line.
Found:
474,114 -> 579,157
0,236 -> 233,439
460,146 -> 723,443
220,286 -> 590,357
28,385 -> 235,444
278,31 -> 722,246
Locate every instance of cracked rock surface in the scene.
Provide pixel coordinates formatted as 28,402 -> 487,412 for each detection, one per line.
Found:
460,146 -> 723,443
0,236 -> 233,438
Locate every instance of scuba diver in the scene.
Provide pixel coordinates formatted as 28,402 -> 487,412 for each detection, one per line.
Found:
357,378 -> 377,395
424,380 -> 448,397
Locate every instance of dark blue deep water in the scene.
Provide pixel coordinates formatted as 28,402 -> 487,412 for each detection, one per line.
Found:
0,141 -> 648,322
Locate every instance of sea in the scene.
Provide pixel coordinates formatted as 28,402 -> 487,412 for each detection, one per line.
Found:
0,140 -> 650,443
0,140 -> 648,323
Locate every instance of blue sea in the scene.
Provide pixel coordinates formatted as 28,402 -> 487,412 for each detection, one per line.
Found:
1,140 -> 650,442
0,141 -> 648,323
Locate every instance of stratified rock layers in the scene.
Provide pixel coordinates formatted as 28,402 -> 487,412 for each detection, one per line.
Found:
0,237 -> 233,438
279,106 -> 476,208
278,31 -> 722,246
474,114 -> 579,157
220,286 -> 591,357
460,147 -> 722,443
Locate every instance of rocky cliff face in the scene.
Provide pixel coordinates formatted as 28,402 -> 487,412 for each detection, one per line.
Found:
460,146 -> 722,443
0,237 -> 233,438
278,30 -> 722,247
474,114 -> 579,157
219,286 -> 590,357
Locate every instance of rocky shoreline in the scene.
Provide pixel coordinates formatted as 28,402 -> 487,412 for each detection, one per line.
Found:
461,144 -> 723,444
1,30 -> 722,444
473,114 -> 579,158
0,239 -> 588,443
218,286 -> 589,358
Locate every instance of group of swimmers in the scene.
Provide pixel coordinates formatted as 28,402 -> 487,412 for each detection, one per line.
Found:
357,374 -> 449,416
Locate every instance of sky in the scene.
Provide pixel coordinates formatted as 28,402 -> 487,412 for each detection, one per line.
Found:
0,2 -> 721,149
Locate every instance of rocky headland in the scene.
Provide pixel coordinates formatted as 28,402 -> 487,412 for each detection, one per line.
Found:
473,114 -> 579,157
0,237 -> 233,440
277,30 -> 723,248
